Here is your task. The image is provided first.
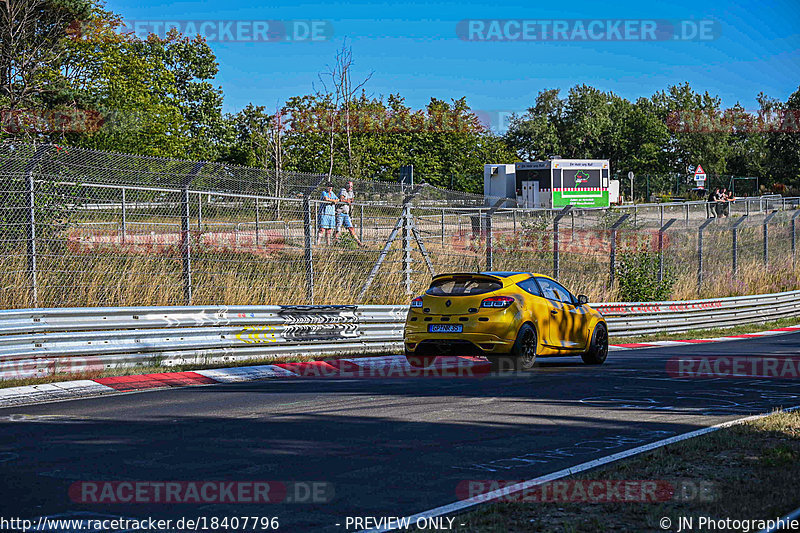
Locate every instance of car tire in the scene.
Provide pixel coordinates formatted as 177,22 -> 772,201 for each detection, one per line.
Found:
581,323 -> 609,365
490,324 -> 537,372
405,350 -> 436,368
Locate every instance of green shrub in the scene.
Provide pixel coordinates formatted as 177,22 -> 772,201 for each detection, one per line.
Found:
616,251 -> 675,302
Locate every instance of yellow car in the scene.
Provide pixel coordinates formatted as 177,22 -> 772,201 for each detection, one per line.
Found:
404,272 -> 608,371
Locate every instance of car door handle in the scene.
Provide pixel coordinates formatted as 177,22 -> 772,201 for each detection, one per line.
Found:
550,309 -> 559,315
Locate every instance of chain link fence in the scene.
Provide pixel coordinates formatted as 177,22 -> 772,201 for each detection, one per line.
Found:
2,142 -> 800,309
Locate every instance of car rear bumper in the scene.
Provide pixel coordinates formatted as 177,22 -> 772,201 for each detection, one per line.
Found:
404,331 -> 516,355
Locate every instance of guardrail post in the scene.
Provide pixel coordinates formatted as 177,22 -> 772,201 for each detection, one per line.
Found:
685,203 -> 689,227
731,216 -> 747,277
121,187 -> 127,244
697,218 -> 715,293
403,204 -> 413,295
181,186 -> 192,305
553,206 -> 572,280
609,214 -> 629,287
303,194 -> 314,304
658,219 -> 676,283
763,210 -> 778,267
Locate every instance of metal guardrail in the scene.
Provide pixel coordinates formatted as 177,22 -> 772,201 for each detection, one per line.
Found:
1,290 -> 799,380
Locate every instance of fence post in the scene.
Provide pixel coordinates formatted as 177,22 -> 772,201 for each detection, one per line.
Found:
121,187 -> 127,245
731,216 -> 747,277
792,211 -> 800,265
26,168 -> 38,307
485,209 -> 493,270
360,204 -> 364,243
197,192 -> 202,230
763,210 -> 778,267
609,214 -> 629,287
402,204 -> 413,295
24,145 -> 47,307
553,206 -> 572,280
658,219 -> 676,283
512,209 -> 517,236
484,199 -> 506,272
441,208 -> 446,246
181,186 -> 192,305
570,210 -> 575,241
659,204 -> 664,227
303,194 -> 314,304
697,218 -> 715,293
255,197 -> 260,246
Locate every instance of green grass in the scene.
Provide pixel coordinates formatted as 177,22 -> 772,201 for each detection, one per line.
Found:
407,410 -> 800,532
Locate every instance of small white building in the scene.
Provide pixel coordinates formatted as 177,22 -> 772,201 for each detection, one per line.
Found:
485,159 -> 618,208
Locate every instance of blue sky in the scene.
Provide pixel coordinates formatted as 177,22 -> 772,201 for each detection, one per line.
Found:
105,0 -> 799,125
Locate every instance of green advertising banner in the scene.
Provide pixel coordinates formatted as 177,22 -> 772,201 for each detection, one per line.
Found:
552,190 -> 610,208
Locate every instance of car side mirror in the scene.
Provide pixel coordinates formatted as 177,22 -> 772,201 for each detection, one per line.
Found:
577,294 -> 589,306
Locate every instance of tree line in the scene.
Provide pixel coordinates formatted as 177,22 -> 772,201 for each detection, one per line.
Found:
2,0 -> 799,195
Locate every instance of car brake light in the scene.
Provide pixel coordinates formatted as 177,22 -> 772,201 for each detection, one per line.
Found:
410,297 -> 424,308
480,296 -> 514,308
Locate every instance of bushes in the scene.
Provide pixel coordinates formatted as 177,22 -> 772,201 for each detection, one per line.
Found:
616,250 -> 675,302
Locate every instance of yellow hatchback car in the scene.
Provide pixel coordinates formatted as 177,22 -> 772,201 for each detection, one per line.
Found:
404,272 -> 608,371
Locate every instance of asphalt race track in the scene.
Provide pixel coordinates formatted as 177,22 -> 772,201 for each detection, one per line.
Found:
1,334 -> 799,532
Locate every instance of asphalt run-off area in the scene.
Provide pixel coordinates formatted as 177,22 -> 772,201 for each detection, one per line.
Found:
1,333 -> 799,531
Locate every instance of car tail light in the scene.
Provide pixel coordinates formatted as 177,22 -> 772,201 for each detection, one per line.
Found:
480,296 -> 514,308
410,297 -> 424,308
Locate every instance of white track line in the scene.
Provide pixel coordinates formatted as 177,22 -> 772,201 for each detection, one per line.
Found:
758,505 -> 800,533
361,405 -> 800,533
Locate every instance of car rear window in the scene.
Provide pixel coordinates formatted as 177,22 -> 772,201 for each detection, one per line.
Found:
426,277 -> 502,296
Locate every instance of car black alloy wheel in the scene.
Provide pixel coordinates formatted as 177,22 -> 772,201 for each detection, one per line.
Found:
490,324 -> 537,372
518,326 -> 537,370
581,323 -> 609,365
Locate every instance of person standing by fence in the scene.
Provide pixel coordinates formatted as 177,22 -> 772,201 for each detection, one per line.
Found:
334,181 -> 364,247
316,185 -> 338,246
707,188 -> 718,218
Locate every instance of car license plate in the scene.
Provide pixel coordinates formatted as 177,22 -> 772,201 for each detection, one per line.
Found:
428,324 -> 463,333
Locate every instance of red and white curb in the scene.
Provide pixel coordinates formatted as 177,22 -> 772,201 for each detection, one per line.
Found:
609,325 -> 800,349
0,356 -> 487,408
1,325 -> 799,408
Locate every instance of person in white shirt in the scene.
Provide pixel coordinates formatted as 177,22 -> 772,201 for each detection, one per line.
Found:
334,181 -> 364,246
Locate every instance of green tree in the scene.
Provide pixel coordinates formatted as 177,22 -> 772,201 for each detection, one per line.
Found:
765,86 -> 800,185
